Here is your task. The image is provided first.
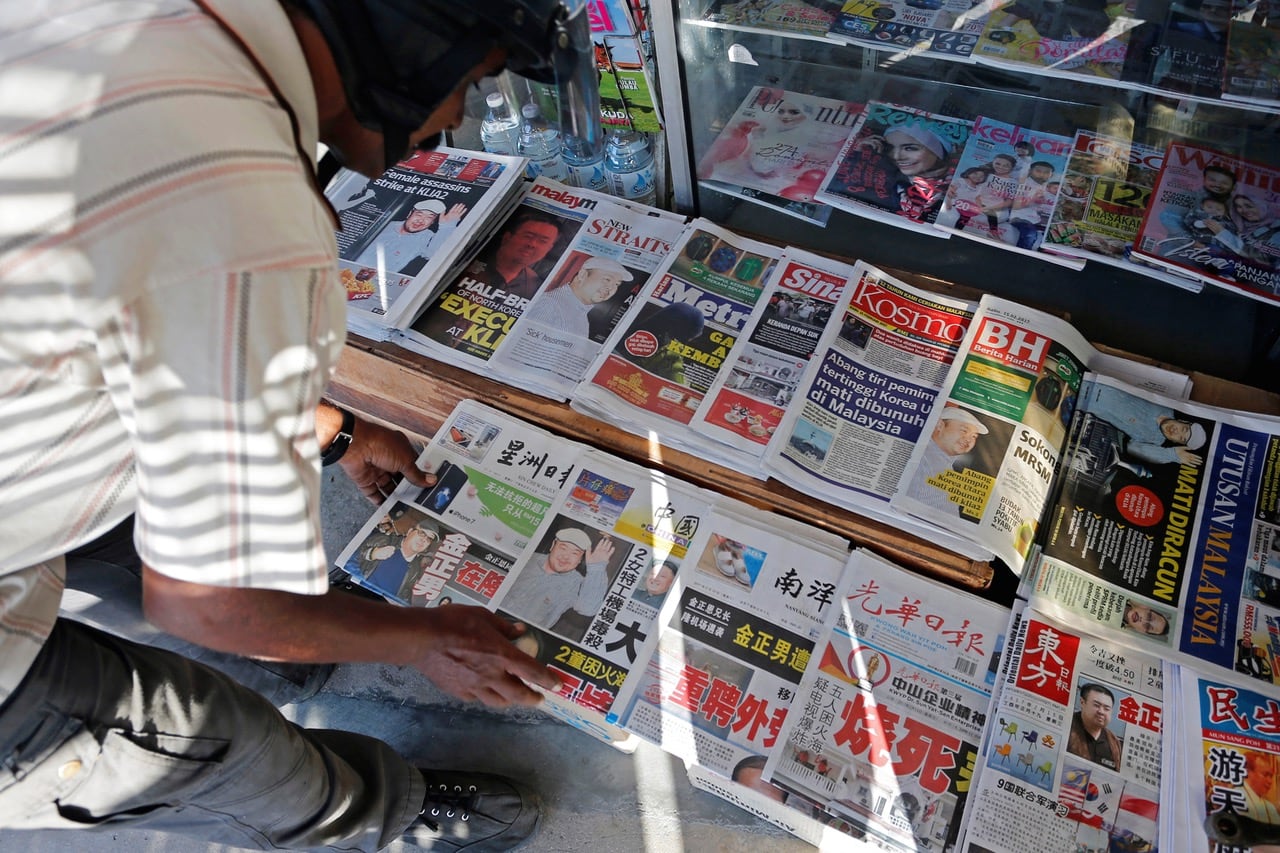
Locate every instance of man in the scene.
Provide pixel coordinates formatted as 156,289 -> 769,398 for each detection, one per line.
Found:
904,406 -> 989,518
355,519 -> 440,600
1158,162 -> 1237,241
0,0 -> 593,849
1066,683 -> 1123,770
500,527 -> 616,636
632,558 -> 678,608
524,257 -> 634,339
731,755 -> 787,804
464,212 -> 563,300
353,198 -> 468,276
1078,381 -> 1207,467
1243,750 -> 1280,824
1121,599 -> 1170,637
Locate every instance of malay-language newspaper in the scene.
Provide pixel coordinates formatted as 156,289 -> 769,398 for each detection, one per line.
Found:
398,178 -> 687,399
957,606 -> 1165,853
1132,141 -> 1280,306
763,547 -> 1010,852
816,101 -> 973,237
1041,129 -> 1204,292
610,500 -> 853,780
696,87 -> 864,229
570,218 -> 784,468
888,295 -> 1192,573
1166,663 -> 1280,853
970,0 -> 1141,84
759,258 -> 989,560
1023,371 -> 1280,690
325,145 -> 526,339
826,0 -> 991,60
933,114 -> 1085,268
687,247 -> 852,477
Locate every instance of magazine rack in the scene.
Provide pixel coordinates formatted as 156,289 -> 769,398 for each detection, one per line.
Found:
647,0 -> 1280,392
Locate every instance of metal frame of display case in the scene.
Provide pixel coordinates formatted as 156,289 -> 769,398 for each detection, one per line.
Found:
649,1 -> 1280,392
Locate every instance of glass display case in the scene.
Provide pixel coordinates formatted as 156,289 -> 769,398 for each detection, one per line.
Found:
648,1 -> 1280,391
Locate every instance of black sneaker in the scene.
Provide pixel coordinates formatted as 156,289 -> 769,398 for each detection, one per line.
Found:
397,770 -> 541,852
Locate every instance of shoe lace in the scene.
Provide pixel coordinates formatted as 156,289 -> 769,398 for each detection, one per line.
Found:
419,782 -> 479,831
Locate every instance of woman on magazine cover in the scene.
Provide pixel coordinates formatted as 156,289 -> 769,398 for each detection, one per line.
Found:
828,122 -> 958,223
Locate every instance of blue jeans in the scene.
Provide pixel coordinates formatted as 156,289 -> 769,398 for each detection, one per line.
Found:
0,619 -> 423,849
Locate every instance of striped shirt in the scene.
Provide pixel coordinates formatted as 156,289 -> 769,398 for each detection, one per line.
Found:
0,0 -> 343,698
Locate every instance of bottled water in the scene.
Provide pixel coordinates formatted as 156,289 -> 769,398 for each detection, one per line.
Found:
603,128 -> 657,207
516,102 -> 567,182
561,133 -> 607,193
478,92 -> 519,156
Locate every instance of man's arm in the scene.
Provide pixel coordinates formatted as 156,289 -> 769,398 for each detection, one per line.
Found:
143,569 -> 561,707
317,400 -> 432,503
571,538 -> 616,616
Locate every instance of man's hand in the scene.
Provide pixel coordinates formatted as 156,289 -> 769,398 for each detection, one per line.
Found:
338,416 -> 433,503
143,569 -> 561,709
414,606 -> 561,707
587,535 -> 616,566
1174,447 -> 1204,467
441,203 -> 468,225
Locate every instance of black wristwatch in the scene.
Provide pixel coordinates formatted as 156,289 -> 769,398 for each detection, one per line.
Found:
321,406 -> 355,467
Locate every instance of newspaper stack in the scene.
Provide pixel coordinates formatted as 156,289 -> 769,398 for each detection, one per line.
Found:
398,177 -> 687,401
1165,663 -> 1280,853
958,605 -> 1166,853
325,145 -> 527,340
758,257 -> 988,559
571,218 -> 785,473
609,499 -> 853,778
762,548 -> 1011,852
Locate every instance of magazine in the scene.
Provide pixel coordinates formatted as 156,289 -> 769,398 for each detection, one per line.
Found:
763,547 -> 1011,852
1041,129 -> 1205,292
1222,16 -> 1280,107
759,258 -> 990,560
957,606 -> 1166,853
398,178 -> 688,400
889,295 -> 1193,572
695,87 -> 863,220
816,101 -> 973,237
933,114 -> 1085,268
326,146 -> 526,339
695,0 -> 847,41
604,34 -> 664,134
826,0 -> 992,61
570,218 -> 784,469
1024,370 -> 1280,689
1168,663 -> 1280,853
1131,141 -> 1280,305
610,500 -> 854,780
970,0 -> 1142,84
1126,0 -> 1234,101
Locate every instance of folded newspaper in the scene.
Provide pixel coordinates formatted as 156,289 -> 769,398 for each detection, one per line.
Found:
889,294 -> 1193,573
957,605 -> 1166,853
763,547 -> 1011,852
570,218 -> 786,472
325,146 -> 527,339
398,177 -> 687,400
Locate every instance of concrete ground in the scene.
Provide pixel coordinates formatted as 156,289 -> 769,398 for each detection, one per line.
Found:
0,468 -> 815,853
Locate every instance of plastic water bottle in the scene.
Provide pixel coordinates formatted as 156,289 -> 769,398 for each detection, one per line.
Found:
478,92 -> 519,156
603,128 -> 657,207
561,133 -> 607,193
517,102 -> 567,181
